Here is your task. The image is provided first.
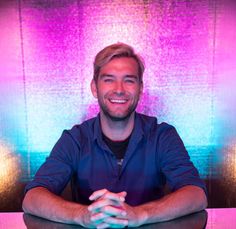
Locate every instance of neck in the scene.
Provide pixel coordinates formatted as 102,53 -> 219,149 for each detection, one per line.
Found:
100,112 -> 135,141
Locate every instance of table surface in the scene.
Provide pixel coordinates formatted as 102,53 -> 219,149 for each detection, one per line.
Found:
0,208 -> 235,229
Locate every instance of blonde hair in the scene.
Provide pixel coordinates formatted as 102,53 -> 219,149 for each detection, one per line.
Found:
93,43 -> 145,83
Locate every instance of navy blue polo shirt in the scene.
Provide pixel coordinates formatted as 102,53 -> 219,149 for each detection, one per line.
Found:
25,112 -> 206,206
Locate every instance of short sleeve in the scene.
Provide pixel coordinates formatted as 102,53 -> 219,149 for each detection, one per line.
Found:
24,130 -> 79,195
159,125 -> 207,194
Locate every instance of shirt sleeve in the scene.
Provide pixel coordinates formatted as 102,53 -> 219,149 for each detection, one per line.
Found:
159,125 -> 207,195
24,130 -> 78,195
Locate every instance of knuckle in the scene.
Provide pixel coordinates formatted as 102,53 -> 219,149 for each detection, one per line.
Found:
102,205 -> 110,213
102,188 -> 108,193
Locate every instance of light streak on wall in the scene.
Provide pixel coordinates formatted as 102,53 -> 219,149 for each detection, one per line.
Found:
222,140 -> 236,187
0,141 -> 20,196
0,1 -> 28,153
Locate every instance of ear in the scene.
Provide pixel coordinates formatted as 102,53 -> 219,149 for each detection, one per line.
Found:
90,79 -> 98,98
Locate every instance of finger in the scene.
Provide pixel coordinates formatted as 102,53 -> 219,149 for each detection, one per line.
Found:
90,190 -> 127,203
97,222 -> 126,229
119,191 -> 127,198
89,189 -> 108,201
101,205 -> 127,217
90,212 -> 110,223
103,217 -> 128,228
96,222 -> 110,229
88,198 -> 115,212
102,192 -> 126,202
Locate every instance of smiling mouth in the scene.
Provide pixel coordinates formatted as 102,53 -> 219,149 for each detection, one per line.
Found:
109,99 -> 128,104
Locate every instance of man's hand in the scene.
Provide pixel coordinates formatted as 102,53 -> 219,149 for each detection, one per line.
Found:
87,189 -> 128,228
87,189 -> 147,228
119,202 -> 147,227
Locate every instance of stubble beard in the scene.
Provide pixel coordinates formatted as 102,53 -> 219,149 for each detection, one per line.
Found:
98,96 -> 139,122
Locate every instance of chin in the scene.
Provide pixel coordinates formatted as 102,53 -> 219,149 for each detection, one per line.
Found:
108,116 -> 129,121
106,111 -> 135,122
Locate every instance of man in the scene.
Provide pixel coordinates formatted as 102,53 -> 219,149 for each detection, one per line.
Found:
23,43 -> 207,228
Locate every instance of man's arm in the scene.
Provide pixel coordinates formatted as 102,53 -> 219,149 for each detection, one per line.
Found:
125,185 -> 207,226
88,185 -> 207,227
22,187 -> 96,227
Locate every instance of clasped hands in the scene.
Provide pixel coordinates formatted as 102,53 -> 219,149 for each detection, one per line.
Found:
84,189 -> 144,228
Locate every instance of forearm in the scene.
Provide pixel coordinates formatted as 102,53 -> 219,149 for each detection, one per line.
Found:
136,185 -> 207,225
22,187 -> 88,226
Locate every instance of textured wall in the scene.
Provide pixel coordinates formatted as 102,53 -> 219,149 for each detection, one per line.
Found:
0,0 -> 236,210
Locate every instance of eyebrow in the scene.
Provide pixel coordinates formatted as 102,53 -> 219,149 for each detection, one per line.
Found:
124,75 -> 138,79
100,74 -> 138,79
99,74 -> 114,78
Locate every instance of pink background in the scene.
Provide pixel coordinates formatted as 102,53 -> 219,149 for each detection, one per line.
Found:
0,0 -> 235,209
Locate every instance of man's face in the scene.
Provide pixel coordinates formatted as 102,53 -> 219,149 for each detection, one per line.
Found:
91,57 -> 143,121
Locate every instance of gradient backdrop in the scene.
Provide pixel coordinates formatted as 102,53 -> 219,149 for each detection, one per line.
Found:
0,0 -> 236,210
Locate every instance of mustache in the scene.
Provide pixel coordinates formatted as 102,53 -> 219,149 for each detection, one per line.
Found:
106,91 -> 130,97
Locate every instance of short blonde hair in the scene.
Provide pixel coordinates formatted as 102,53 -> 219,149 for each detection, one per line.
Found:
93,43 -> 145,83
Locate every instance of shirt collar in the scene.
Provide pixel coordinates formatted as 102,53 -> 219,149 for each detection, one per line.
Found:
128,112 -> 145,147
93,113 -> 102,142
92,112 -> 144,144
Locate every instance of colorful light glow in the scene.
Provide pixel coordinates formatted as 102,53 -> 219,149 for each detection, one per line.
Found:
0,141 -> 20,196
222,140 -> 236,189
0,1 -> 235,187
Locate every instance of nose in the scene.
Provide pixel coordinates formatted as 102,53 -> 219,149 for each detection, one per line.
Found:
114,81 -> 125,94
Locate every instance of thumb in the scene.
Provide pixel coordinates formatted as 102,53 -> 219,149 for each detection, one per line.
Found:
119,191 -> 127,200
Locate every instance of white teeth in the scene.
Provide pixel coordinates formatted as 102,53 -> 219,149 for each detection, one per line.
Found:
110,99 -> 126,103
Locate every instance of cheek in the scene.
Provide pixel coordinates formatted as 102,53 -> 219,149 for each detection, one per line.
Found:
130,87 -> 142,96
98,85 -> 112,95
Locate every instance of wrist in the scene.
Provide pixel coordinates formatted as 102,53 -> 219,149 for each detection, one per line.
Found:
72,205 -> 89,227
133,206 -> 149,227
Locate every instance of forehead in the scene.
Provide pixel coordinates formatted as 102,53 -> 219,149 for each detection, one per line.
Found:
100,57 -> 139,75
